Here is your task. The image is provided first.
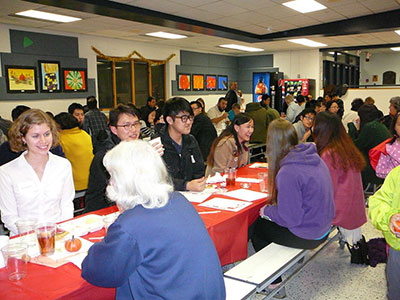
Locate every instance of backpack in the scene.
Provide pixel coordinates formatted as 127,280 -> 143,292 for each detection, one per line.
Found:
369,138 -> 392,171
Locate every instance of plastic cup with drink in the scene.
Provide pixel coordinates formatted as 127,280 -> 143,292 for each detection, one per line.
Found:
35,223 -> 56,256
225,167 -> 237,187
258,172 -> 268,193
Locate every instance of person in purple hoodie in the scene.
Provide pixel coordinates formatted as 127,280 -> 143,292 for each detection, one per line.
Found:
251,119 -> 334,297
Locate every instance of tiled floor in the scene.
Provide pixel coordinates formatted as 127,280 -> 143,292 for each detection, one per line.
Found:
230,211 -> 387,300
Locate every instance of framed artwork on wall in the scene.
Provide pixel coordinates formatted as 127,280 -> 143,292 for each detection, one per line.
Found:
62,68 -> 88,92
205,74 -> 217,91
38,60 -> 61,92
5,65 -> 38,93
217,75 -> 228,90
177,73 -> 191,91
192,74 -> 204,91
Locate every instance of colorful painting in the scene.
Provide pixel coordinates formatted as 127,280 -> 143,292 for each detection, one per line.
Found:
62,68 -> 87,92
253,72 -> 270,102
218,75 -> 228,90
192,74 -> 204,90
5,65 -> 37,93
39,61 -> 61,92
178,73 -> 191,91
206,74 -> 217,91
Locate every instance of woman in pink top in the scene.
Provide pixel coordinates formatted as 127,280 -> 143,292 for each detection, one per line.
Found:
376,112 -> 400,179
314,112 -> 367,247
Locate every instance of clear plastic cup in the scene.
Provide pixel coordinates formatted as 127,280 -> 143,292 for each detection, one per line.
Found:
1,243 -> 28,281
258,172 -> 268,192
225,167 -> 237,187
15,218 -> 37,248
35,223 -> 56,256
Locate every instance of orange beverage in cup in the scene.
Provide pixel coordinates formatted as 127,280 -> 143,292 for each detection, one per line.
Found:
35,223 -> 56,256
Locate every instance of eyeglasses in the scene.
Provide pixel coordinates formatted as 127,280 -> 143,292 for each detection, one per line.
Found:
115,121 -> 141,130
304,116 -> 315,121
175,114 -> 194,123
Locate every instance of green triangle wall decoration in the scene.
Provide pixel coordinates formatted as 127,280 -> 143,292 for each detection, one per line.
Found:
23,37 -> 33,48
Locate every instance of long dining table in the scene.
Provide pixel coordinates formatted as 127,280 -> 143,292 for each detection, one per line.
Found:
0,164 -> 268,300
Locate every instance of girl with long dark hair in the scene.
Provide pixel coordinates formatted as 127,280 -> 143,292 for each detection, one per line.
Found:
314,112 -> 367,249
206,113 -> 254,176
250,119 -> 334,295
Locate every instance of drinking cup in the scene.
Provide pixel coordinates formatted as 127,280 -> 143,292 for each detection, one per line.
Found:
258,172 -> 268,193
15,218 -> 37,248
0,236 -> 9,268
35,223 -> 56,256
1,243 -> 28,281
103,214 -> 116,232
225,168 -> 237,187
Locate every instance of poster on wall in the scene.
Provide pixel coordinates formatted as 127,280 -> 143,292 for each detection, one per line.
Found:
192,74 -> 204,91
217,75 -> 228,90
5,65 -> 38,93
62,68 -> 87,92
206,74 -> 217,91
177,73 -> 191,91
39,61 -> 61,92
253,72 -> 270,102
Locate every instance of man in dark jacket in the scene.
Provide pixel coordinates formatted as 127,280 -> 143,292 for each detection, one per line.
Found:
84,104 -> 142,213
190,101 -> 217,161
225,81 -> 240,112
140,96 -> 156,126
245,102 -> 268,144
161,97 -> 205,192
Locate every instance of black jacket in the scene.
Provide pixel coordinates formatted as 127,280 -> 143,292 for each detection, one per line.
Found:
190,113 -> 217,161
84,132 -> 119,213
160,126 -> 205,191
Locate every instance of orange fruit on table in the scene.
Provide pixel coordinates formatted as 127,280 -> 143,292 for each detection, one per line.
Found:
394,220 -> 400,233
65,235 -> 82,252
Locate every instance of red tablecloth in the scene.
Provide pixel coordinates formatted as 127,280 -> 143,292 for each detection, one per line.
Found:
0,164 -> 268,300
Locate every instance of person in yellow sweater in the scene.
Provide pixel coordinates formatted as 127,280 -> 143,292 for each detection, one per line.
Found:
55,112 -> 94,191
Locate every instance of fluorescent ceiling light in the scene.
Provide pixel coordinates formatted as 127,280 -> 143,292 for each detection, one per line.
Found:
283,0 -> 326,13
391,47 -> 400,51
145,32 -> 187,39
219,44 -> 264,52
288,38 -> 327,47
395,30 -> 400,36
15,10 -> 81,23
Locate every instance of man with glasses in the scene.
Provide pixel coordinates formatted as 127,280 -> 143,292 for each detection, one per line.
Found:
85,104 -> 163,212
293,108 -> 316,143
160,97 -> 206,192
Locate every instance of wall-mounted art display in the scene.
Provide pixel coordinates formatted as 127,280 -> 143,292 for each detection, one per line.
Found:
39,60 -> 61,92
62,68 -> 87,92
177,73 -> 191,91
192,74 -> 204,91
206,74 -> 217,91
5,65 -> 37,93
253,72 -> 270,102
218,75 -> 228,90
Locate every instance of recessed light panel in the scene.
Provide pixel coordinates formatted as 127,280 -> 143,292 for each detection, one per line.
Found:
145,32 -> 187,39
219,44 -> 263,52
395,30 -> 400,36
283,0 -> 326,13
391,47 -> 400,51
288,38 -> 327,47
15,10 -> 81,23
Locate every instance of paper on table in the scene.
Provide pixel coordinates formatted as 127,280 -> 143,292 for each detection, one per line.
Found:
249,162 -> 268,169
199,197 -> 252,212
180,191 -> 213,203
206,172 -> 227,184
236,177 -> 262,183
58,214 -> 104,236
220,188 -> 269,202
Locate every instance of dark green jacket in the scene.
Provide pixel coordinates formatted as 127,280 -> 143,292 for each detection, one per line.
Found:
349,120 -> 391,187
245,102 -> 267,143
264,105 -> 280,126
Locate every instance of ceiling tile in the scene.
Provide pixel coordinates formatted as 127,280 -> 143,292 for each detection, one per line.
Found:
197,1 -> 248,16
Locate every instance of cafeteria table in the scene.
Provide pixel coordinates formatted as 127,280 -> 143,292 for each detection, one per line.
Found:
0,164 -> 268,300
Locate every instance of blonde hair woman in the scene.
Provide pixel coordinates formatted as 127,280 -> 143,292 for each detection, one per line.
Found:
0,109 -> 74,235
82,140 -> 225,300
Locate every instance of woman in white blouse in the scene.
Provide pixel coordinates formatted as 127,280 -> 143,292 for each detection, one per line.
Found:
0,109 -> 74,235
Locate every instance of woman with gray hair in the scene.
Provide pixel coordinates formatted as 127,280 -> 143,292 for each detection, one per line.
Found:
81,140 -> 225,300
